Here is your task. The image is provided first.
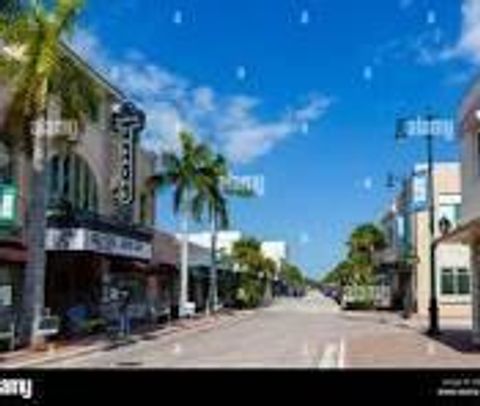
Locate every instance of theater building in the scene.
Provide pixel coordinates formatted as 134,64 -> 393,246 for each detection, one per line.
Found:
39,47 -> 156,333
0,40 -> 160,341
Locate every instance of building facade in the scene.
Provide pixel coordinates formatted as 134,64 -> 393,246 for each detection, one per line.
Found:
378,163 -> 471,319
0,45 -> 157,339
444,76 -> 480,344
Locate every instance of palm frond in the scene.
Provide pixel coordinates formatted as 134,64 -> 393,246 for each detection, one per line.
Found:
50,53 -> 101,125
54,0 -> 84,38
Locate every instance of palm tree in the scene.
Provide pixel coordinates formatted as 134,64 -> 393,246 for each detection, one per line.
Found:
147,131 -> 214,317
0,0 -> 100,346
191,150 -> 229,315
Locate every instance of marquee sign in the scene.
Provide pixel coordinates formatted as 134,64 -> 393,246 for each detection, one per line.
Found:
111,102 -> 146,207
46,228 -> 152,261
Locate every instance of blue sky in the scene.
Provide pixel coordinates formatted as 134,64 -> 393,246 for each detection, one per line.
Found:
71,0 -> 480,278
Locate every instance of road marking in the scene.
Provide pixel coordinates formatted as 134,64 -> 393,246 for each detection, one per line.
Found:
172,343 -> 183,355
427,342 -> 436,356
318,343 -> 339,369
338,338 -> 346,368
318,339 -> 346,369
302,342 -> 310,357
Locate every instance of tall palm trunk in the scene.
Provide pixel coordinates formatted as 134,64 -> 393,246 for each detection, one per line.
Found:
179,198 -> 190,317
207,215 -> 218,315
21,113 -> 49,347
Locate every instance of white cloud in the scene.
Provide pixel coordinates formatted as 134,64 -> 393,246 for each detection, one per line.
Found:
69,28 -> 332,164
373,26 -> 446,68
442,0 -> 480,65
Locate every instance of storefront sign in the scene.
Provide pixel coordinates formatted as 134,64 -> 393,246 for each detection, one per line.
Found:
46,228 -> 152,261
0,185 -> 17,224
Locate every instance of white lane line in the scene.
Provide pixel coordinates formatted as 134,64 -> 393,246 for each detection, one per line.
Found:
172,343 -> 183,355
338,338 -> 346,369
318,343 -> 339,369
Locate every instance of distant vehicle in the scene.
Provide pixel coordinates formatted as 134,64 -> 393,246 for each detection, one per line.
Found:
320,284 -> 342,304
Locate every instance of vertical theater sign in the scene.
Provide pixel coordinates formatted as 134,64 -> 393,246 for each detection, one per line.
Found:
111,101 -> 146,222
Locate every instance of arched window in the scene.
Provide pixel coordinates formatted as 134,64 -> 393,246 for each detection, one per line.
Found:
48,153 -> 99,212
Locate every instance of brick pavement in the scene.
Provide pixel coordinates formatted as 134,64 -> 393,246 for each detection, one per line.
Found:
344,311 -> 480,368
0,309 -> 254,369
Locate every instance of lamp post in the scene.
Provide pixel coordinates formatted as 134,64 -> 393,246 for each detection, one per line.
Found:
396,113 -> 442,336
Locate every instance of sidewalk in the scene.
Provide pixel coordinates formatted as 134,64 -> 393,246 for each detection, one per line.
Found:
344,310 -> 480,368
0,309 -> 254,369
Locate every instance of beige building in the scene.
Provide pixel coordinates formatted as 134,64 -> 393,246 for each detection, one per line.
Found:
378,162 -> 471,319
443,75 -> 480,343
0,43 -> 159,334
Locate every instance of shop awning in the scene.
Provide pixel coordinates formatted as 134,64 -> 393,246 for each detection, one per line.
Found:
0,245 -> 27,263
435,218 -> 480,245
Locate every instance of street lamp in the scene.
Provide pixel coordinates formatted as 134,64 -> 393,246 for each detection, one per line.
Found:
395,113 -> 441,336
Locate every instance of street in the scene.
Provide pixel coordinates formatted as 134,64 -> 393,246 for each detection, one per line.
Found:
17,291 -> 478,369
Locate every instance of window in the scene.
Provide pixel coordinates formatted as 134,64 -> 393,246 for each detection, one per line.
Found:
438,203 -> 461,228
441,268 -> 471,295
48,154 -> 99,212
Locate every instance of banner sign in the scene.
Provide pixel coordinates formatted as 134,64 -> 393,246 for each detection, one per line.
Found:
411,171 -> 427,212
46,228 -> 152,260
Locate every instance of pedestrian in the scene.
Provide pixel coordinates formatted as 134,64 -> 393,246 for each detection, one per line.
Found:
119,289 -> 131,337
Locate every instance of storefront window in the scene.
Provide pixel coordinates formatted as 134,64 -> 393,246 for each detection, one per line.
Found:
441,268 -> 471,295
48,153 -> 99,212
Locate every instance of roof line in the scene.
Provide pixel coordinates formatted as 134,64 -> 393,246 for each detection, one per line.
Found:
60,41 -> 125,100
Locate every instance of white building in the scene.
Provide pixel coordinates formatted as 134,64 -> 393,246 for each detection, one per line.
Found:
183,231 -> 288,269
261,241 -> 288,269
181,231 -> 243,256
